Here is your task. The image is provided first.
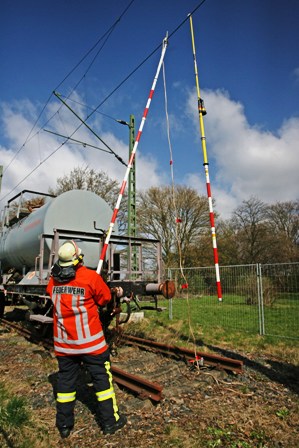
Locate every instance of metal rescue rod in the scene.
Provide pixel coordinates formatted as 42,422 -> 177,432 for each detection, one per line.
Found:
189,15 -> 223,302
96,35 -> 168,274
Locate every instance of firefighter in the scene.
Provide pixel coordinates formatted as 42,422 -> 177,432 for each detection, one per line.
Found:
46,240 -> 127,439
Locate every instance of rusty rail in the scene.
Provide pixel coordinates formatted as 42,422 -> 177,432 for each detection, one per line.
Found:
120,333 -> 243,374
111,366 -> 163,402
0,318 -> 163,401
0,318 -> 36,339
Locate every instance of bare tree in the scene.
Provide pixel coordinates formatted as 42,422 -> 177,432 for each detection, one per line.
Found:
50,166 -> 128,233
230,196 -> 270,263
217,219 -> 240,266
266,200 -> 299,261
219,197 -> 299,264
137,185 -> 209,267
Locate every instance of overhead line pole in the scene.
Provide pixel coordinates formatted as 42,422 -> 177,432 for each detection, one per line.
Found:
116,115 -> 137,276
96,35 -> 168,275
127,115 -> 137,275
189,15 -> 223,302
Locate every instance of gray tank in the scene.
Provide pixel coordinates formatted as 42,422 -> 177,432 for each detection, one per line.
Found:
0,189 -> 117,271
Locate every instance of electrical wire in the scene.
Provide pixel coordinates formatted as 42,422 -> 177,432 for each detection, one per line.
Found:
88,0 -> 208,117
1,0 -> 208,201
54,0 -> 136,93
55,95 -> 123,122
2,0 -> 135,181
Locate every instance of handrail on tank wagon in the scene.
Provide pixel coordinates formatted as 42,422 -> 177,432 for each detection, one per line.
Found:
1,228 -> 173,321
2,190 -> 56,228
7,190 -> 56,205
37,228 -> 163,287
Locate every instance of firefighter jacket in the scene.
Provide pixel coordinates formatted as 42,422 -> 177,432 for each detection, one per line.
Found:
46,265 -> 111,357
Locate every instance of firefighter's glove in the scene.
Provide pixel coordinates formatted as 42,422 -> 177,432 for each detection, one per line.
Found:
111,286 -> 124,298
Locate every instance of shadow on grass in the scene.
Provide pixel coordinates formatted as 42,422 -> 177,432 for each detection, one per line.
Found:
204,342 -> 299,395
0,428 -> 15,448
135,322 -> 299,396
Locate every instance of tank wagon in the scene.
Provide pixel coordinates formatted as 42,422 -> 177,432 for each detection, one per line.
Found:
0,189 -> 175,326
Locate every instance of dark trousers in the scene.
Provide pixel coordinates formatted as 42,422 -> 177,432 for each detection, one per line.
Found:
56,350 -> 120,429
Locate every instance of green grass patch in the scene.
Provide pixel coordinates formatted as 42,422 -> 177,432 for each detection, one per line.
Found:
134,292 -> 299,340
0,383 -> 29,426
126,294 -> 299,364
0,382 -> 50,448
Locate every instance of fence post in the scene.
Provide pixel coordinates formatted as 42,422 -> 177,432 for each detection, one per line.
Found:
168,268 -> 173,320
257,263 -> 265,335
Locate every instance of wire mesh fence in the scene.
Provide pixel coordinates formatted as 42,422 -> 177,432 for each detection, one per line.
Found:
166,263 -> 299,340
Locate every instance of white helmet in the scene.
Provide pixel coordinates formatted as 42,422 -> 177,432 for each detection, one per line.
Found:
58,240 -> 82,267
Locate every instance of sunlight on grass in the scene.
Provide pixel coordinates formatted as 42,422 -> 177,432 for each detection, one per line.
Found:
124,300 -> 299,365
0,382 -> 51,448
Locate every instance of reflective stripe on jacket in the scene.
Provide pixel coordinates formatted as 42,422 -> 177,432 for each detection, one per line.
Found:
47,266 -> 111,356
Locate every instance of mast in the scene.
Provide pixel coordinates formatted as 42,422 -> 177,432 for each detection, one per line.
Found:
189,15 -> 223,302
97,35 -> 168,274
127,114 -> 137,274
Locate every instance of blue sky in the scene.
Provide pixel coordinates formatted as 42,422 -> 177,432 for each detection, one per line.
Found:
1,0 -> 298,218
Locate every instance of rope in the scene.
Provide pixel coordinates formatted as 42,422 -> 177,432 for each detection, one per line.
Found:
162,61 -> 200,369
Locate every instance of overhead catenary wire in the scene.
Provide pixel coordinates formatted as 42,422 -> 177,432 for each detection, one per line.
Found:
85,0 -> 208,119
54,0 -> 136,94
96,36 -> 169,275
1,0 -> 208,202
189,14 -> 223,302
53,95 -> 120,122
43,130 -> 113,154
54,92 -> 127,166
1,0 -> 135,188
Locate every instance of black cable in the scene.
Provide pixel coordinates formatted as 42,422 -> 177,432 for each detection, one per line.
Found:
1,0 -> 208,202
57,0 -> 207,124
2,0 -> 135,179
57,95 -> 118,121
88,0 -> 208,118
54,0 -> 135,92
3,92 -> 53,174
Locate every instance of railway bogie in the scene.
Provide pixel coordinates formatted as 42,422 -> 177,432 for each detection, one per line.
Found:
0,189 -> 175,325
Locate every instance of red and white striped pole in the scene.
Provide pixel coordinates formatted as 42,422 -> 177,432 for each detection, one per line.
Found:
189,15 -> 223,302
97,36 -> 168,274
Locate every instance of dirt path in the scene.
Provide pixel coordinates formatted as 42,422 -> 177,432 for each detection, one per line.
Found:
0,324 -> 298,447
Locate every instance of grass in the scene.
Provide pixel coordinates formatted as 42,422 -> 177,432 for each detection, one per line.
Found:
126,294 -> 299,365
1,309 -> 298,447
0,382 -> 50,448
0,383 -> 29,425
0,382 -> 30,447
134,293 -> 299,339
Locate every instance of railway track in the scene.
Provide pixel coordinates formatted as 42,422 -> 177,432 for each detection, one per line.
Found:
0,318 -> 163,402
119,333 -> 244,374
0,317 -> 243,405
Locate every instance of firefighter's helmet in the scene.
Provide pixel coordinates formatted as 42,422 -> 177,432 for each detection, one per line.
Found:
58,240 -> 83,267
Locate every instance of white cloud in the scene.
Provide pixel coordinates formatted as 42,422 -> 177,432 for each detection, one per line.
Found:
185,88 -> 299,218
1,89 -> 298,222
0,96 -> 163,207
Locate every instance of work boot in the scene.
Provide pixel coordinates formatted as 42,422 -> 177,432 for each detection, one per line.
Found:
102,414 -> 127,435
58,426 -> 73,438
